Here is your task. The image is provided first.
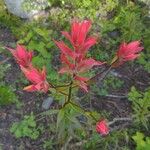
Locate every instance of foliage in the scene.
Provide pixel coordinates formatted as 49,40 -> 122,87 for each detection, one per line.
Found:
10,113 -> 40,139
56,103 -> 84,141
113,4 -> 144,41
47,0 -> 118,30
0,63 -> 10,81
132,132 -> 150,150
100,2 -> 146,41
138,28 -> 150,72
22,0 -> 50,11
0,86 -> 18,105
0,56 -> 20,106
128,87 -> 150,128
0,0 -> 22,37
83,130 -> 129,150
43,140 -> 53,149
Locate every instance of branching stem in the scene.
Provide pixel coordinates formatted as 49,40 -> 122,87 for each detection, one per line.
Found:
50,83 -> 68,96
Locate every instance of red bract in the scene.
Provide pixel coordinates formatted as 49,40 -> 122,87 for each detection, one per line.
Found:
114,41 -> 143,66
96,120 -> 109,136
74,76 -> 89,92
21,66 -> 50,93
6,44 -> 33,67
55,20 -> 105,92
61,20 -> 97,55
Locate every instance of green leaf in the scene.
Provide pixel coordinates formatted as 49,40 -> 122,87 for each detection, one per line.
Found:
69,103 -> 85,116
0,86 -> 18,105
66,115 -> 82,129
33,28 -> 49,40
128,86 -> 142,101
10,113 -> 39,139
128,87 -> 150,128
132,132 -> 150,150
57,108 -> 65,129
132,132 -> 144,143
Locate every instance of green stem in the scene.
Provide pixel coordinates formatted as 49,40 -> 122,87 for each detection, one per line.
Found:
67,81 -> 73,102
88,65 -> 112,84
61,81 -> 73,108
88,56 -> 119,84
54,83 -> 71,88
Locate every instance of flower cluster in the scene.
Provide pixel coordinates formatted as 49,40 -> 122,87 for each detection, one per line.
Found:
55,20 -> 105,92
113,41 -> 143,67
6,45 -> 50,93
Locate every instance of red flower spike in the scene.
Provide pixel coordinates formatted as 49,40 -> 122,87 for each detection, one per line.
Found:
6,44 -> 33,67
55,20 -> 105,92
114,41 -> 143,66
55,41 -> 77,59
61,20 -> 95,53
75,20 -> 91,46
21,66 -> 50,93
96,120 -> 109,136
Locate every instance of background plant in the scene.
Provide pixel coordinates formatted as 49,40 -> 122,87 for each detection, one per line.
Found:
128,87 -> 150,129
132,132 -> 150,150
10,112 -> 40,140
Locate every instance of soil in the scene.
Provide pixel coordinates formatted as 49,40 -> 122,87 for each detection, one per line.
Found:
0,25 -> 149,150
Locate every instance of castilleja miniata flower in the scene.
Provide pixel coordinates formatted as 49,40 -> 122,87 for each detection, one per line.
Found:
55,20 -> 105,92
96,120 -> 109,136
21,66 -> 50,93
113,41 -> 144,67
6,44 -> 33,68
6,44 -> 50,93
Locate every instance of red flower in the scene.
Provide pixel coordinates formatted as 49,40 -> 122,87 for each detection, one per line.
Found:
96,120 -> 109,136
55,20 -> 105,92
61,20 -> 97,54
114,41 -> 143,66
6,44 -> 33,67
21,66 -> 50,93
